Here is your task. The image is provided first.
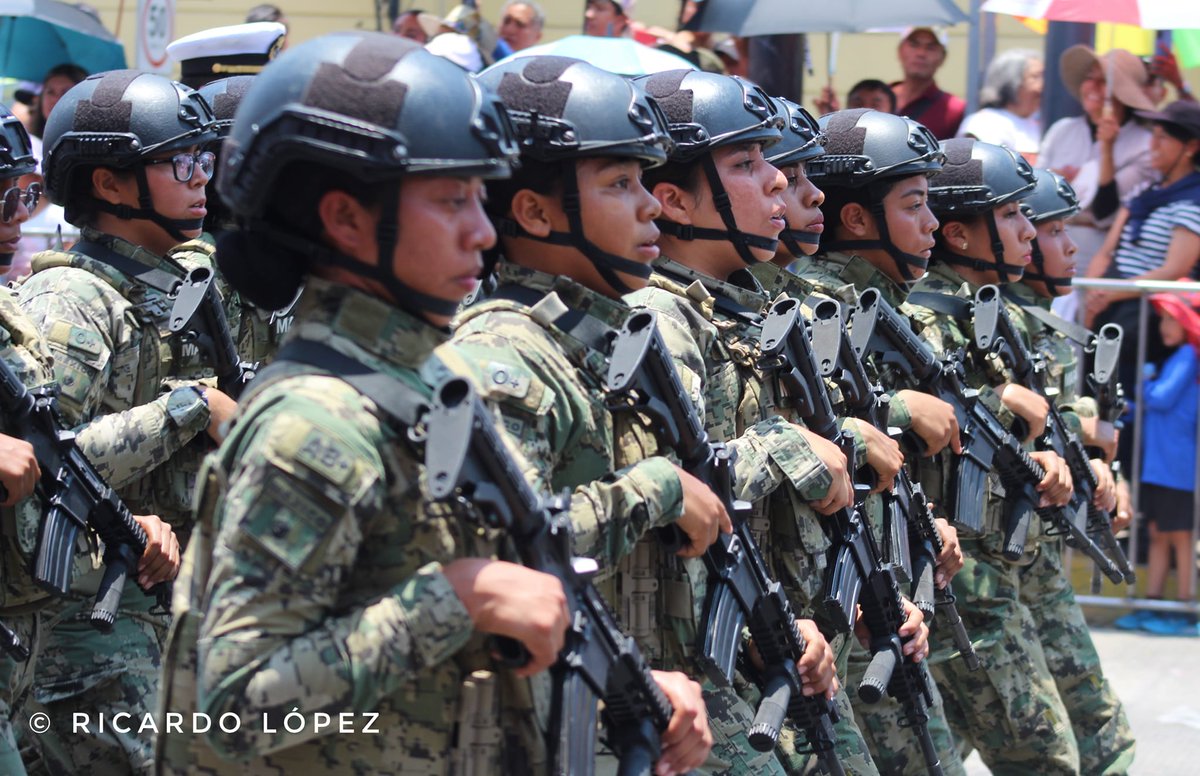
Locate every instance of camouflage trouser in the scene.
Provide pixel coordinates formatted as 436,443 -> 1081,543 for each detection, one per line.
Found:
928,538 -> 1079,776
776,635 -> 879,776
23,595 -> 165,776
846,635 -> 967,775
1019,540 -> 1135,775
0,612 -> 39,776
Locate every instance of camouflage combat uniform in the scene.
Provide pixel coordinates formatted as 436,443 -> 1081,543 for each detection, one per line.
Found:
904,262 -> 1079,775
157,277 -> 545,775
769,253 -> 967,776
1006,281 -> 1136,775
437,263 -> 781,775
15,229 -> 225,774
628,258 -> 879,776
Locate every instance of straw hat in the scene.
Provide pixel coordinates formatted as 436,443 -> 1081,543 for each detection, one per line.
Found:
1059,45 -> 1155,112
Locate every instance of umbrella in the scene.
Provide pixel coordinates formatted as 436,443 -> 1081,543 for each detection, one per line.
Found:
0,0 -> 125,83
503,34 -> 696,76
688,0 -> 969,36
981,0 -> 1200,30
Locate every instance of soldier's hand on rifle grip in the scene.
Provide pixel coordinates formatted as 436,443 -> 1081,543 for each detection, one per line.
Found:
673,466 -> 733,557
798,429 -> 853,515
133,514 -> 181,588
1028,451 -> 1073,508
934,518 -> 963,588
650,669 -> 713,776
898,598 -> 930,663
1090,459 -> 1117,513
851,420 -> 904,494
896,390 -> 962,456
201,387 -> 238,444
796,619 -> 839,700
1080,416 -> 1118,462
999,383 -> 1049,443
0,434 -> 39,506
444,558 -> 570,678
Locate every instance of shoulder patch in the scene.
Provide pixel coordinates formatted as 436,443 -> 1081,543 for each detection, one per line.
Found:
243,473 -> 340,572
293,428 -> 357,488
484,361 -> 531,399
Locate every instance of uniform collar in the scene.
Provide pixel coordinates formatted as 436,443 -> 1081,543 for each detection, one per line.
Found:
492,262 -> 631,331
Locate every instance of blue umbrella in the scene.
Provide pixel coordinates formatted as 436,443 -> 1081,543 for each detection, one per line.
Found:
503,34 -> 696,77
689,0 -> 969,35
0,0 -> 125,83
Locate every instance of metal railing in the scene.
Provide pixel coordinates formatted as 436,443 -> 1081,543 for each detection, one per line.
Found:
1071,277 -> 1200,615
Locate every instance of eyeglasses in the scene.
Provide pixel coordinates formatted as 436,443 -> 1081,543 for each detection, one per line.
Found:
144,150 -> 216,183
1,183 -> 40,222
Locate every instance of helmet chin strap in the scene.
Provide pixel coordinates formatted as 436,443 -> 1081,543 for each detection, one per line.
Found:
493,163 -> 652,295
1022,237 -> 1073,293
779,217 -> 820,258
655,153 -> 780,266
822,194 -> 928,282
91,166 -> 204,242
934,211 -> 1026,280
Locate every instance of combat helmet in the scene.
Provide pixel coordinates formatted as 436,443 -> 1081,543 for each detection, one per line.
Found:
41,70 -> 217,239
766,96 -> 825,252
927,137 -> 1037,277
1021,167 -> 1081,293
217,31 -> 519,317
196,76 -> 254,233
635,69 -> 784,266
805,108 -> 944,281
479,55 -> 673,293
0,102 -> 37,269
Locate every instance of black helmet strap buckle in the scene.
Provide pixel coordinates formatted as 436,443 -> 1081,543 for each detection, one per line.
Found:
494,162 -> 653,296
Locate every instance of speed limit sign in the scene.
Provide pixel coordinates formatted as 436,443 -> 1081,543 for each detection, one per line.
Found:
137,0 -> 175,73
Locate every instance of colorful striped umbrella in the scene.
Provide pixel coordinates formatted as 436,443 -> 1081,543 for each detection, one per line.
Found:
982,0 -> 1200,30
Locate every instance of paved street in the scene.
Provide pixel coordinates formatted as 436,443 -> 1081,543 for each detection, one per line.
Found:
964,626 -> 1200,775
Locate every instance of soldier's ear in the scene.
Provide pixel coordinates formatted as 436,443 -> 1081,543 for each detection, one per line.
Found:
510,188 -> 554,238
651,181 -> 696,225
839,201 -> 873,239
90,167 -> 129,205
939,219 -> 970,253
318,189 -> 379,266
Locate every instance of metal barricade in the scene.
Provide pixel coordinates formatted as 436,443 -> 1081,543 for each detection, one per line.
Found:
1072,277 -> 1200,617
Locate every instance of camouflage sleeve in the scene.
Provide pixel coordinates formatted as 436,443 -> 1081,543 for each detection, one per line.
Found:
436,332 -> 683,568
729,416 -> 832,504
197,378 -> 474,759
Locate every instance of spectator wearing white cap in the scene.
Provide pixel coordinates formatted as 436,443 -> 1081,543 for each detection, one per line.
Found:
166,21 -> 286,89
891,26 -> 966,139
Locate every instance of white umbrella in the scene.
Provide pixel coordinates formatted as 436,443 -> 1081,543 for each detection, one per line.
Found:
503,35 -> 696,77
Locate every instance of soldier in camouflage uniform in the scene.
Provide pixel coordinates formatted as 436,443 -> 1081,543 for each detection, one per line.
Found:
1005,168 -> 1135,774
755,107 -> 970,775
628,72 -> 936,776
157,34 -> 712,775
905,138 -> 1082,775
14,71 -> 237,774
437,56 -> 797,774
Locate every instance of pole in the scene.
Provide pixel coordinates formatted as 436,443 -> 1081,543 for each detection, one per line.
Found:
749,34 -> 805,103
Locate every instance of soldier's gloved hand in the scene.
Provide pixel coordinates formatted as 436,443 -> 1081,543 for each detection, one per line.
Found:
896,390 -> 962,456
999,383 -> 1048,442
1090,458 -> 1117,513
796,619 -> 839,699
673,466 -> 733,558
850,420 -> 904,494
1029,451 -> 1073,507
132,514 -> 180,587
0,433 -> 39,506
649,670 -> 712,776
934,517 -> 963,587
898,598 -> 930,663
444,558 -> 570,678
797,428 -> 853,515
201,387 -> 238,444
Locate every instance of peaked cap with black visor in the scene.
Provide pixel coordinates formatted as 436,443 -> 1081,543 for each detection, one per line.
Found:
41,71 -> 218,241
926,138 -> 1037,278
0,103 -> 37,271
478,55 -> 674,295
633,69 -> 785,266
215,32 -> 520,318
804,108 -> 944,282
765,97 -> 826,257
1020,167 -> 1081,293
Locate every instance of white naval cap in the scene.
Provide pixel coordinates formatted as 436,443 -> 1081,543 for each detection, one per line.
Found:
167,21 -> 286,87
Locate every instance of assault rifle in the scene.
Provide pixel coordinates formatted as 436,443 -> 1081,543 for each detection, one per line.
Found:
806,298 -> 979,671
0,357 -> 169,638
606,310 -> 843,772
850,288 -> 1075,561
169,266 -> 257,398
972,286 -> 1129,583
759,296 -> 944,776
423,377 -> 672,776
1085,323 -> 1134,588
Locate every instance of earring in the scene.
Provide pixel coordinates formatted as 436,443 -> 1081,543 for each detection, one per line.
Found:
961,241 -> 968,251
